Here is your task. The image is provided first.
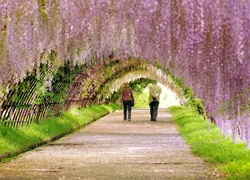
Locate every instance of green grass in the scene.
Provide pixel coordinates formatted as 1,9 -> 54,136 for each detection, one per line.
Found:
134,90 -> 149,108
169,106 -> 250,180
0,103 -> 119,161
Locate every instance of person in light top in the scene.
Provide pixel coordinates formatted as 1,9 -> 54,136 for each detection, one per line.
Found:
148,81 -> 162,121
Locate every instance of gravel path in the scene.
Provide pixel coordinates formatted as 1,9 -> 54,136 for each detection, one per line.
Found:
0,108 -> 213,180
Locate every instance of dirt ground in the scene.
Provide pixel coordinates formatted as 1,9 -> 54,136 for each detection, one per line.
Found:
0,108 -> 220,180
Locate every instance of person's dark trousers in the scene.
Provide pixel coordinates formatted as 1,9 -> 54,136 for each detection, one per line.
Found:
149,101 -> 159,121
123,100 -> 132,121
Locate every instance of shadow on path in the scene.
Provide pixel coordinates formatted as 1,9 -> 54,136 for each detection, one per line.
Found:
0,108 -> 212,180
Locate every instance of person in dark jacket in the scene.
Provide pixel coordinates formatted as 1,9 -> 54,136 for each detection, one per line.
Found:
120,82 -> 134,122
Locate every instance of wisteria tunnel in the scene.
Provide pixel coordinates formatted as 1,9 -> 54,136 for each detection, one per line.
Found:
0,0 -> 250,147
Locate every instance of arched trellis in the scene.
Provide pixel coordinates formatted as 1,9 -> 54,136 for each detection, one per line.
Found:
64,56 -> 182,110
0,56 -> 177,127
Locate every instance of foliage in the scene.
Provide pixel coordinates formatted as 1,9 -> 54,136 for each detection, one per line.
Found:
154,61 -> 162,69
8,62 -> 82,106
50,64 -> 82,103
185,98 -> 206,118
133,90 -> 149,108
129,78 -> 155,94
174,78 -> 183,89
183,86 -> 193,99
169,106 -> 250,180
